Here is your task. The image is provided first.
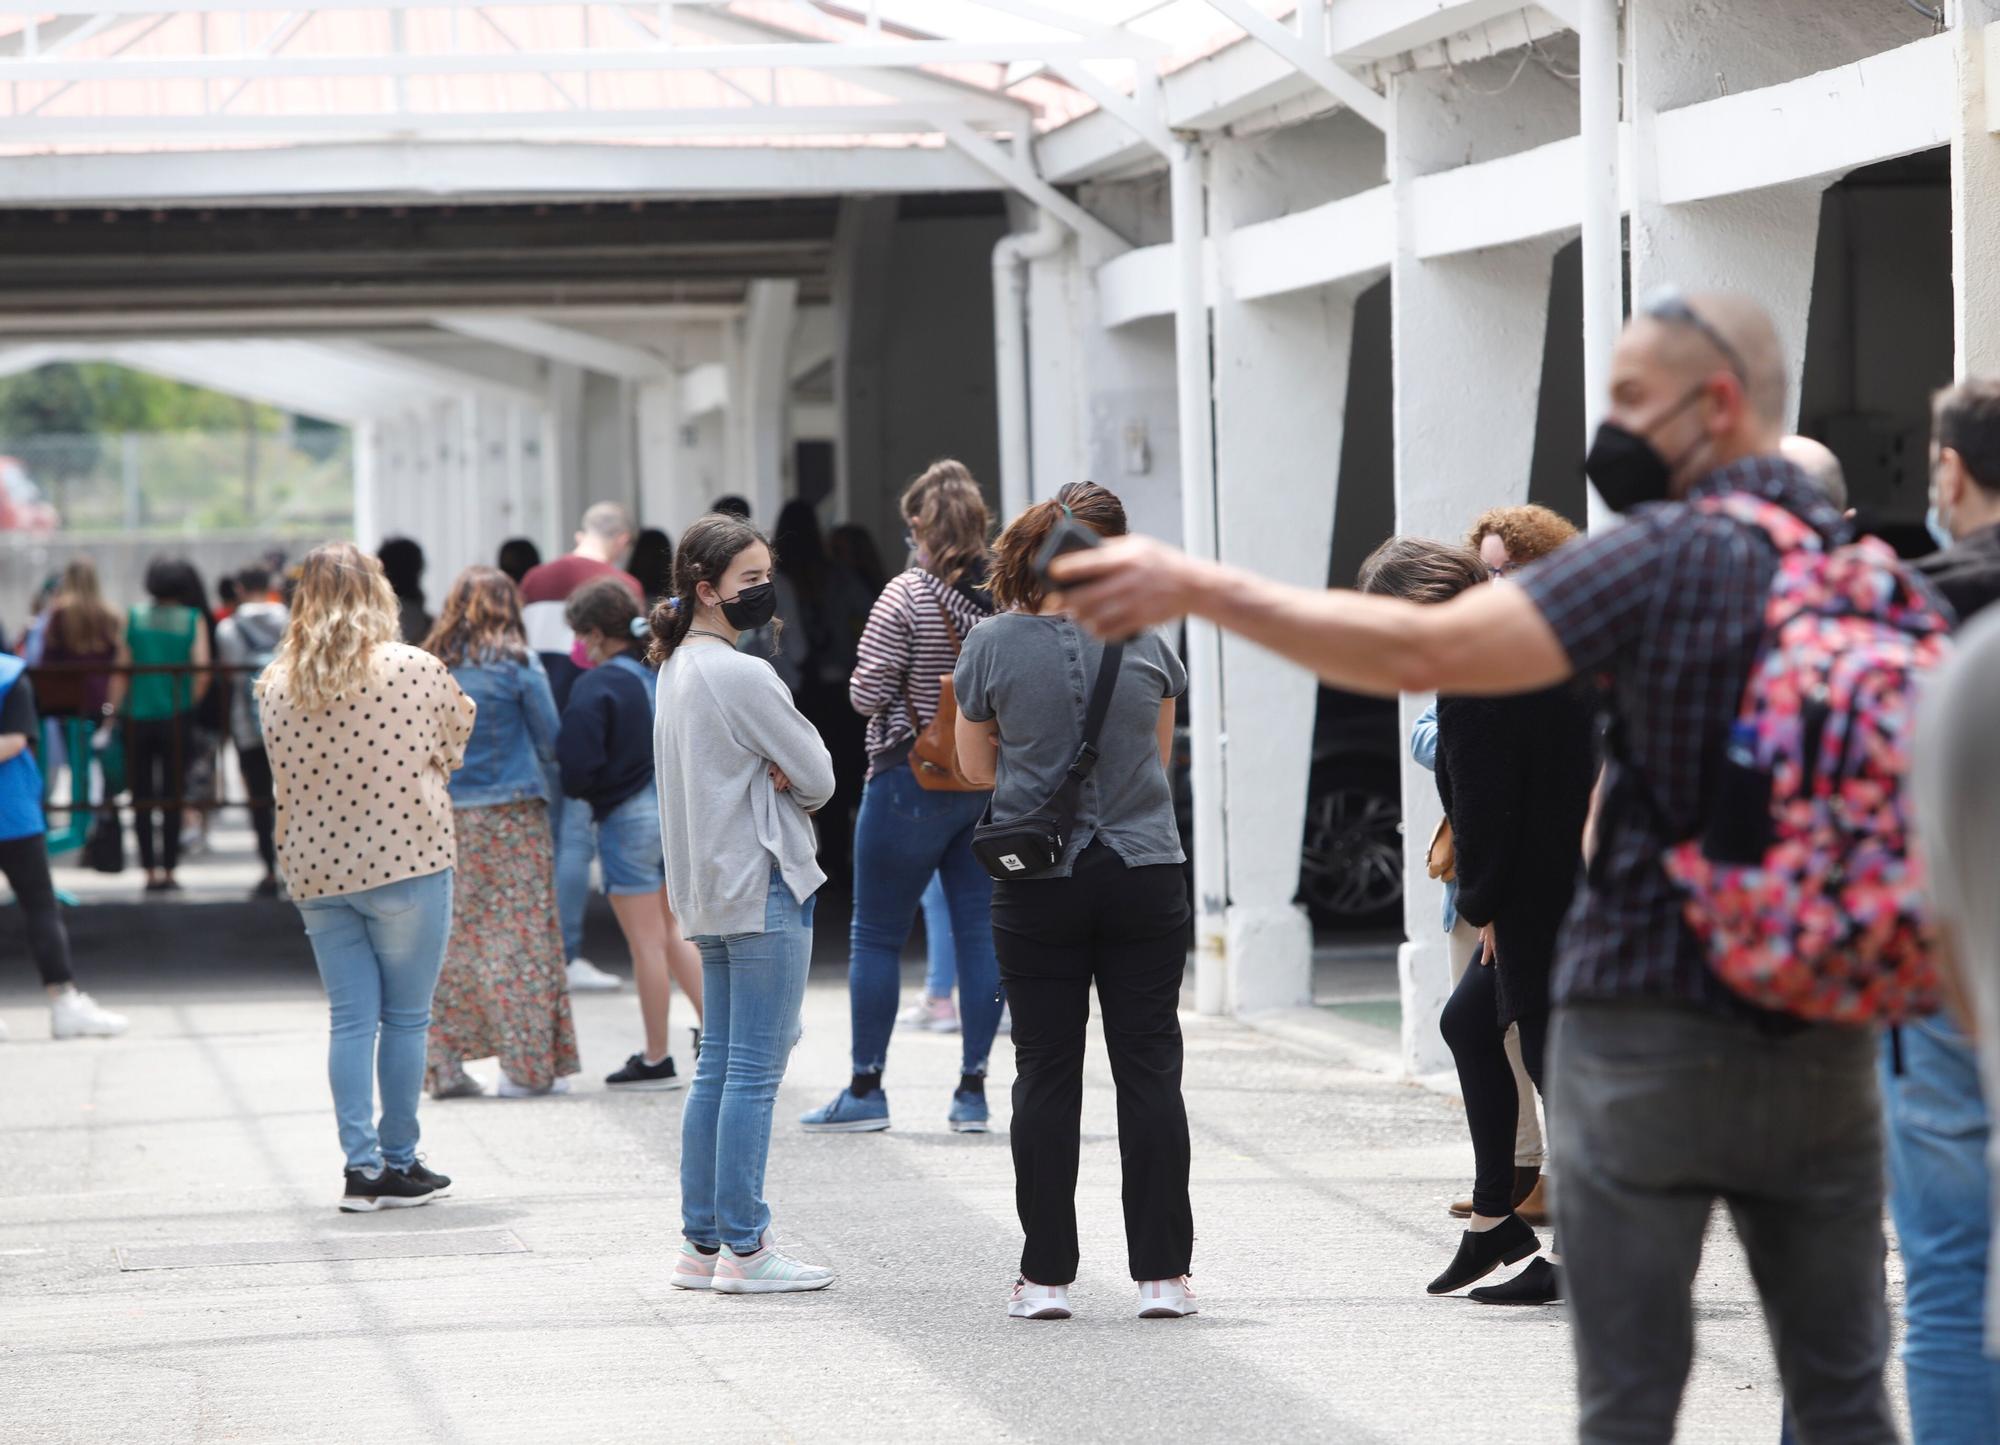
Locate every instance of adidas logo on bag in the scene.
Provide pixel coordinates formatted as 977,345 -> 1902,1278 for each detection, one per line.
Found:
999,854 -> 1027,873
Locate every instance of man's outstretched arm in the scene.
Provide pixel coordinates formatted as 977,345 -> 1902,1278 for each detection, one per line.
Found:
1050,536 -> 1574,698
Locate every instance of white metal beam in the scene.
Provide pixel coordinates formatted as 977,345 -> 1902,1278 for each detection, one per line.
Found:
1201,0 -> 1388,132
318,341 -> 547,409
0,142 -> 999,207
0,37 -> 1156,83
1047,60 -> 1173,156
433,316 -> 668,382
933,117 -> 1131,254
0,107 -> 1005,145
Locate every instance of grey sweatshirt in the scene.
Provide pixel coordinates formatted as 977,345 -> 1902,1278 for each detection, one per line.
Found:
654,638 -> 835,937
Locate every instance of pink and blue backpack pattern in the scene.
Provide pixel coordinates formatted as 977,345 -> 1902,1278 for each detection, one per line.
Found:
1664,496 -> 1952,1024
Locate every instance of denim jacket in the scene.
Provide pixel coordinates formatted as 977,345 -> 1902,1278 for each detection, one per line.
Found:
448,654 -> 561,809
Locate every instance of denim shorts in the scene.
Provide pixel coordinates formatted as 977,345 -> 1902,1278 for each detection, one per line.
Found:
595,786 -> 666,895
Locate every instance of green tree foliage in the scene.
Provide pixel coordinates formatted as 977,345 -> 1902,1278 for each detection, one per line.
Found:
0,362 -> 101,479
0,362 -> 290,439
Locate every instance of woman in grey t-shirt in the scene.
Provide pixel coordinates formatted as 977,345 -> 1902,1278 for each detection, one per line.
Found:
953,481 -> 1197,1324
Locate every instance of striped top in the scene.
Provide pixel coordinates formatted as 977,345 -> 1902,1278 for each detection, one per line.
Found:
849,566 -> 992,779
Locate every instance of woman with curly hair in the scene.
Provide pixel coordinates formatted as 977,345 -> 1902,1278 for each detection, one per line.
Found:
422,567 -> 580,1101
1464,503 -> 1580,579
260,542 -> 475,1212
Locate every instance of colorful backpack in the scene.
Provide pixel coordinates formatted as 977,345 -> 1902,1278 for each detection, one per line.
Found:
1663,495 -> 1953,1024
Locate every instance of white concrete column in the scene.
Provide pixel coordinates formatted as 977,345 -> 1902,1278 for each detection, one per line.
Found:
1170,141 -> 1230,1017
1209,137 -> 1360,1016
1627,2 -> 1824,428
352,419 -> 381,550
1953,5 -> 2000,376
544,362 -> 586,542
739,278 -> 800,524
1390,61 -> 1571,1074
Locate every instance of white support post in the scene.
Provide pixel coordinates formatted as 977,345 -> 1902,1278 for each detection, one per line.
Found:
1579,0 -> 1623,531
1201,0 -> 1388,132
1389,66 -> 1565,1075
1955,4 -> 2000,376
1171,141 -> 1229,1017
1210,132 -> 1354,1016
1627,3 -> 1822,429
740,279 -> 799,523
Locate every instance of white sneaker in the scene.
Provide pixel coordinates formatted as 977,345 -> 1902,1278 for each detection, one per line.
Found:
672,1240 -> 720,1291
711,1244 -> 834,1295
433,1072 -> 489,1100
1008,1278 -> 1072,1321
566,957 -> 623,992
496,1073 -> 572,1098
51,990 -> 127,1039
1137,1277 -> 1198,1319
895,996 -> 960,1033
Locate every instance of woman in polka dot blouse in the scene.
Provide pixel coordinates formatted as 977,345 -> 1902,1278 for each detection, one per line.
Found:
257,542 -> 476,1213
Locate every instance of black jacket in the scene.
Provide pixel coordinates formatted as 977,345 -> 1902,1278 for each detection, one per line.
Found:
1917,521 -> 2000,627
1435,684 -> 1597,1026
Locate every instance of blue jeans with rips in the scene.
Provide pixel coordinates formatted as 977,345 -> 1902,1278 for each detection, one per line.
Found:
680,866 -> 815,1253
1881,1014 -> 2000,1445
847,766 -> 1000,1077
296,869 -> 454,1173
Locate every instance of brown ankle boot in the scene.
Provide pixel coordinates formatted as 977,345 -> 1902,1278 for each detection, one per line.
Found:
1516,1175 -> 1550,1227
1448,1165 -> 1542,1219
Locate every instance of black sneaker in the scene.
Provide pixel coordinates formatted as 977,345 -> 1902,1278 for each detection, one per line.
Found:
605,1052 -> 684,1091
339,1165 -> 437,1213
398,1159 -> 452,1195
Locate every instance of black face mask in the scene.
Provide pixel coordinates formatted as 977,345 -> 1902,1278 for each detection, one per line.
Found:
717,581 -> 777,632
1583,384 -> 1710,515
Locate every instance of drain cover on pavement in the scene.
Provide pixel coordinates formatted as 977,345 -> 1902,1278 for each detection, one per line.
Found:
115,1229 -> 528,1272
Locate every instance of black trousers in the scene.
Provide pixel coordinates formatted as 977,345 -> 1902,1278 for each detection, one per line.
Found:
992,841 -> 1193,1285
0,833 -> 74,987
126,716 -> 189,872
237,743 -> 277,873
1439,956 -> 1549,1219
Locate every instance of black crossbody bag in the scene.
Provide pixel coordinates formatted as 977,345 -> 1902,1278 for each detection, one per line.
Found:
970,642 -> 1124,882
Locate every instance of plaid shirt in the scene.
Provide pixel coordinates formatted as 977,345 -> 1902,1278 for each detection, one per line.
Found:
1518,455 -> 1848,1012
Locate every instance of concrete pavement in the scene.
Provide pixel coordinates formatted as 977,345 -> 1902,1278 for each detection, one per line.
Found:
1,894 -> 1903,1443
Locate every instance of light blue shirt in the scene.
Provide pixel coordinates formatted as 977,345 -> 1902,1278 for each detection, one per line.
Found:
1410,701 -> 1457,932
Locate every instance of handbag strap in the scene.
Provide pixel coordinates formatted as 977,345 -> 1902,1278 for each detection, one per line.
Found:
1064,641 -> 1125,785
899,573 -> 966,735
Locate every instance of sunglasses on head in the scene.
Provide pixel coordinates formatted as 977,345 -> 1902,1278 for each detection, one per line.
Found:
1640,287 -> 1750,386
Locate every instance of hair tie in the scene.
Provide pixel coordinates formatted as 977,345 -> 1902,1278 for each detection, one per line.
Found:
629,616 -> 650,640
1059,502 -> 1073,520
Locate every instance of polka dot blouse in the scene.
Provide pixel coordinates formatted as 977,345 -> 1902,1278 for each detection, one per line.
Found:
260,642 -> 477,901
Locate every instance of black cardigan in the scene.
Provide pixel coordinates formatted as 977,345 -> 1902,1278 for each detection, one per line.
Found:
1435,684 -> 1597,1026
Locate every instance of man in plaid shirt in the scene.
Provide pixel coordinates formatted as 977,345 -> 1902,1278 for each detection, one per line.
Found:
1053,292 -> 1896,1444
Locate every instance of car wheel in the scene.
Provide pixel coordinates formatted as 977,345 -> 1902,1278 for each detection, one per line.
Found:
1298,757 -> 1404,930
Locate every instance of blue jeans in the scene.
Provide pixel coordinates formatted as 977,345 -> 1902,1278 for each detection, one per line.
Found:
549,777 -> 594,960
681,866 -> 815,1253
1881,1016 -> 2000,1444
848,767 -> 1000,1076
296,869 -> 454,1173
921,871 -> 955,998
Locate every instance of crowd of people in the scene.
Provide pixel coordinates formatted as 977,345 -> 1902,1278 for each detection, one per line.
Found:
13,280 -> 2000,1436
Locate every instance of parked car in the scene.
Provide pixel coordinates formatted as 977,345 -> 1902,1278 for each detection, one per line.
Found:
1170,685 -> 1405,933
0,457 -> 60,533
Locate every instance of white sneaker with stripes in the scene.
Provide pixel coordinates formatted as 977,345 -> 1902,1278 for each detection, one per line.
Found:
1007,1279 -> 1072,1321
1137,1277 -> 1198,1319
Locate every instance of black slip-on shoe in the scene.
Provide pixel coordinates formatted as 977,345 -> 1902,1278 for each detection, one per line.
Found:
1426,1214 -> 1538,1295
1469,1257 -> 1564,1306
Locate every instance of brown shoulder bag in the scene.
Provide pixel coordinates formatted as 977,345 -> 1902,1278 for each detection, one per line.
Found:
902,584 -> 986,793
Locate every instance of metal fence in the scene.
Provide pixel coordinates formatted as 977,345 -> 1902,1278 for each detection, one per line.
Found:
1,430 -> 351,535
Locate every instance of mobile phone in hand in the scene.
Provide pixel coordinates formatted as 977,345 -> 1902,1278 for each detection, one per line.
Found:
1032,518 -> 1101,590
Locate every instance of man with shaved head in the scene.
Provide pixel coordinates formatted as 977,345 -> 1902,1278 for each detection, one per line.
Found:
1780,434 -> 1848,513
1050,291 -> 1896,1442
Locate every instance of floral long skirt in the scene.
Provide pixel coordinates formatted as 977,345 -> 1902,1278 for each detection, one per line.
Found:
426,799 -> 580,1093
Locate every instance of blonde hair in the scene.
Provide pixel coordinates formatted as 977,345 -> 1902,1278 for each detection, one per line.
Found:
259,542 -> 397,713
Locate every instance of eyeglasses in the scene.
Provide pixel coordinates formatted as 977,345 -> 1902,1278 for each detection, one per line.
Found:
1640,286 -> 1750,385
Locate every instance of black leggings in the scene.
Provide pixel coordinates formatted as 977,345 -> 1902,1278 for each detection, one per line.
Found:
1440,958 -> 1548,1219
127,716 -> 191,872
0,833 -> 74,987
237,744 -> 277,874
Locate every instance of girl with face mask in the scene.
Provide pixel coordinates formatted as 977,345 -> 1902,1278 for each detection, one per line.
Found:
651,512 -> 838,1295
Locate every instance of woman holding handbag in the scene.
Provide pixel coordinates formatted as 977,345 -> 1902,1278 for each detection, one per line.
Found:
951,481 -> 1195,1322
800,458 -> 1001,1136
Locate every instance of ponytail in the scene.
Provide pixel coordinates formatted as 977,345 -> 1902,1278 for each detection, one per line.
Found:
647,593 -> 695,666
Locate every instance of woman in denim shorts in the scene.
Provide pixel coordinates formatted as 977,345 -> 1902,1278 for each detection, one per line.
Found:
558,577 -> 704,1090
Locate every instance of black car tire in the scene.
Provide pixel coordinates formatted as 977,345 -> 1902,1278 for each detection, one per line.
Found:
1297,754 -> 1404,931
